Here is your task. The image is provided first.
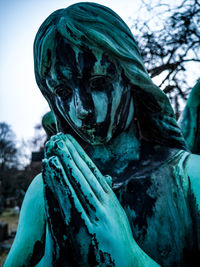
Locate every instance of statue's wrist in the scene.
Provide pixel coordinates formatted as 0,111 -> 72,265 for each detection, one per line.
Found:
126,238 -> 160,267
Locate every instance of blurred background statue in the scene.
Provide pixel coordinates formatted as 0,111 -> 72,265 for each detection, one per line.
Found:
4,3 -> 200,266
179,81 -> 200,154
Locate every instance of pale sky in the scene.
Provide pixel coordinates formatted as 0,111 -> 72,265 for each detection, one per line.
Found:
0,0 -> 141,141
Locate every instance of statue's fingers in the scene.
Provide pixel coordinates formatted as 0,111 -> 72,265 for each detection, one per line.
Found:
47,143 -> 104,218
66,134 -> 112,193
44,139 -> 55,158
43,156 -> 94,263
45,132 -> 112,194
44,133 -> 66,158
44,134 -> 69,161
43,156 -> 91,227
60,137 -> 107,202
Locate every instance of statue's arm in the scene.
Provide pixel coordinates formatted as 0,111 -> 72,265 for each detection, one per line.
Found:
4,173 -> 45,267
178,81 -> 200,154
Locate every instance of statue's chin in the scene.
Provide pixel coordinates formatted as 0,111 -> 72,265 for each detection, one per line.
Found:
65,121 -> 113,145
82,135 -> 110,146
77,132 -> 112,146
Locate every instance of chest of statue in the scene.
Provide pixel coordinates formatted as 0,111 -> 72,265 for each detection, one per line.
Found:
113,153 -> 197,266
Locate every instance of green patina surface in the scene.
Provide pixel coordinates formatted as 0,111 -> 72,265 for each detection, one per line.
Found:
179,81 -> 200,154
4,2 -> 200,267
42,111 -> 57,139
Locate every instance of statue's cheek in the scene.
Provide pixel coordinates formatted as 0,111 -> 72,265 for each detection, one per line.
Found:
56,97 -> 83,128
91,91 -> 108,123
68,100 -> 83,127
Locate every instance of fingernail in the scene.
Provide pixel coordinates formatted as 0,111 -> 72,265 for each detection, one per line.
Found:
55,140 -> 64,149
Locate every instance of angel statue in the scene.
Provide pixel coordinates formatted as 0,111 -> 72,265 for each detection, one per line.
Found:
4,3 -> 200,266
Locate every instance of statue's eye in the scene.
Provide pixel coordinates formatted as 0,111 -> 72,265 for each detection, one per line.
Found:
90,76 -> 110,91
55,86 -> 72,100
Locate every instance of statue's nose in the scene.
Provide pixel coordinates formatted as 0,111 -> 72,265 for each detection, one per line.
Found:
76,106 -> 91,119
74,91 -> 92,120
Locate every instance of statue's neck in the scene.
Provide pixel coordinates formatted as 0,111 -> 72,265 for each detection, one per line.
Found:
85,122 -> 179,181
86,121 -> 140,176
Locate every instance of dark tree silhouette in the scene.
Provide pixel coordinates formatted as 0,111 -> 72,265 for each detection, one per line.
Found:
0,121 -> 46,210
29,123 -> 46,153
0,122 -> 18,170
131,0 -> 200,117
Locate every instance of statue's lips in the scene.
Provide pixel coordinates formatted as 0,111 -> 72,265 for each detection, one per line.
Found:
65,116 -> 107,140
64,115 -> 97,133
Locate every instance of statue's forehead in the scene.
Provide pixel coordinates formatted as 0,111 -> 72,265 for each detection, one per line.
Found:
55,41 -> 116,77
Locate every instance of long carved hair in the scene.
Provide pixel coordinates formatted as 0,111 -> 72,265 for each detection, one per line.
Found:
34,2 -> 187,150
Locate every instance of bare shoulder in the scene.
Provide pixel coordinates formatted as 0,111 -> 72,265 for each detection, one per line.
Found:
23,173 -> 44,205
19,172 -> 45,228
4,173 -> 45,267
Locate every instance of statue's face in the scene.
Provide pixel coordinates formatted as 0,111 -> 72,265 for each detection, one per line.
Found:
45,41 -> 134,144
